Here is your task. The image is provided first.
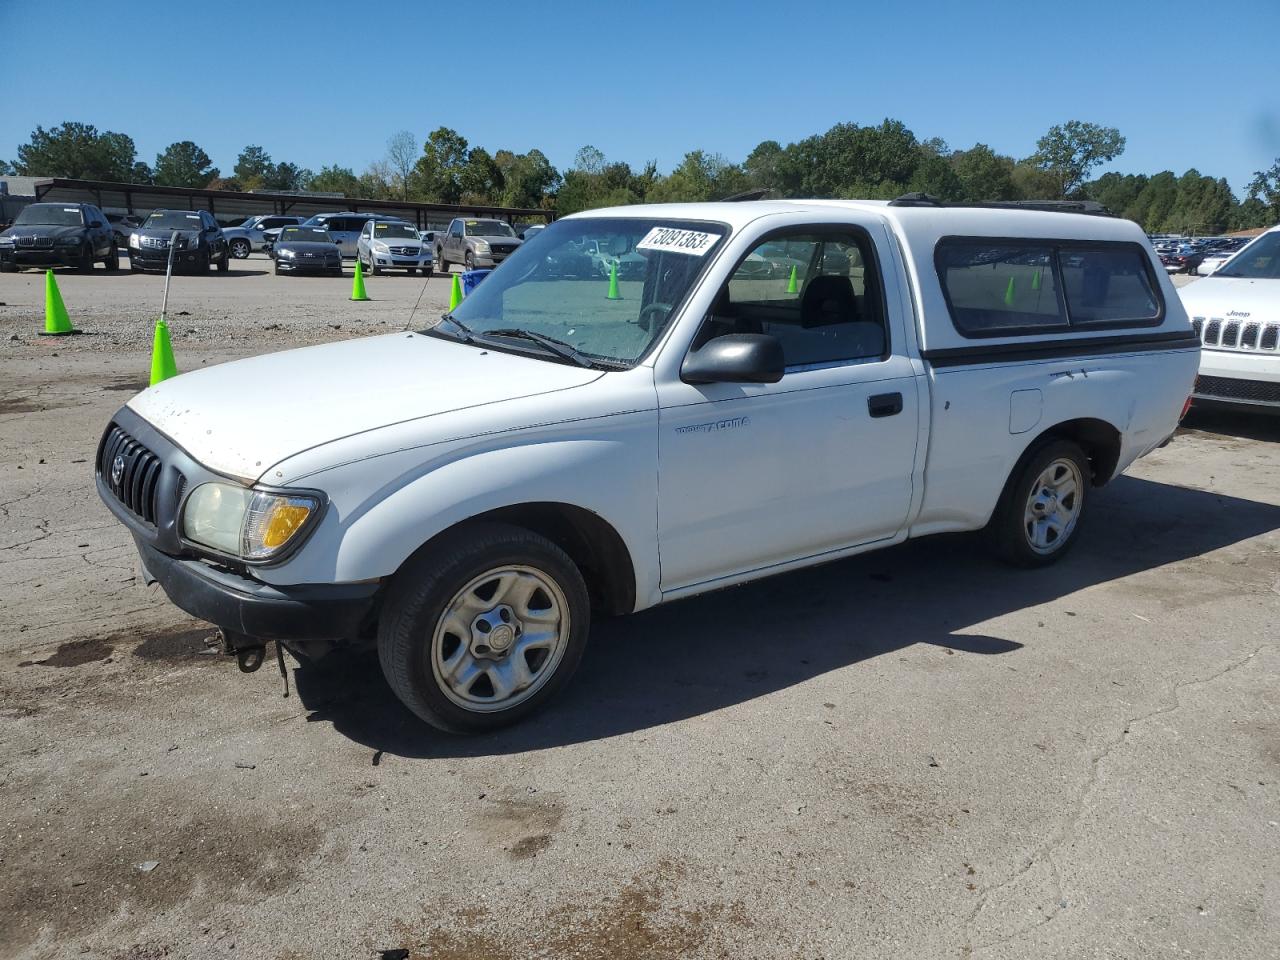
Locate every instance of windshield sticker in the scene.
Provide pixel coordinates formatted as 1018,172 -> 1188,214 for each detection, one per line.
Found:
637,227 -> 718,256
185,214 -> 200,220
63,208 -> 79,213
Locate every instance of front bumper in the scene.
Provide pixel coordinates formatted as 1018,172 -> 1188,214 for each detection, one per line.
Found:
0,246 -> 83,267
1194,349 -> 1280,412
135,538 -> 380,641
277,257 -> 342,273
130,248 -> 205,270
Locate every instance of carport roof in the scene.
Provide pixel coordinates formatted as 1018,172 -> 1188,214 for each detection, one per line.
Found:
29,177 -> 553,226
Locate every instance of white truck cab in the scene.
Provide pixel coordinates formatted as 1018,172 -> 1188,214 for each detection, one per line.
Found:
1178,225 -> 1280,413
96,198 -> 1199,732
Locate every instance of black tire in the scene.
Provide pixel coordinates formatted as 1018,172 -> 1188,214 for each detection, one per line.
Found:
273,262 -> 281,276
406,267 -> 417,276
370,254 -> 381,276
436,248 -> 448,272
377,522 -> 591,734
130,261 -> 142,273
217,250 -> 230,272
464,251 -> 475,271
77,243 -> 95,273
0,261 -> 16,273
987,437 -> 1090,568
197,249 -> 210,272
229,238 -> 251,259
103,246 -> 119,271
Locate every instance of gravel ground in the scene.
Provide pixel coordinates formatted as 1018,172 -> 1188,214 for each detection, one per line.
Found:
0,261 -> 1276,960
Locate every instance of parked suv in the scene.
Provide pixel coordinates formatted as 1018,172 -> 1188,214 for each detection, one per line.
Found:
0,202 -> 118,272
107,213 -> 143,248
290,213 -> 409,259
435,217 -> 522,272
1179,225 -> 1280,413
128,209 -> 230,273
96,199 -> 1198,733
222,215 -> 304,259
357,219 -> 433,275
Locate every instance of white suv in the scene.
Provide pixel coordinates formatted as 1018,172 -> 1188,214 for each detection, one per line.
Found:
356,219 -> 433,276
1179,225 -> 1280,414
96,199 -> 1198,733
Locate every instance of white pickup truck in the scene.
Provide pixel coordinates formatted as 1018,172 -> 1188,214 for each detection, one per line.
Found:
96,198 -> 1199,733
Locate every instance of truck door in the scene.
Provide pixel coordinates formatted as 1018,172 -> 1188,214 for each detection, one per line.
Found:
655,223 -> 920,592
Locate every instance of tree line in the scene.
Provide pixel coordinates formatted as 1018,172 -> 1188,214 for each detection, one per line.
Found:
5,119 -> 1279,234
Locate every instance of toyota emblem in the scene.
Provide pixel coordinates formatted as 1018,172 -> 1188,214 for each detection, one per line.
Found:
111,454 -> 125,486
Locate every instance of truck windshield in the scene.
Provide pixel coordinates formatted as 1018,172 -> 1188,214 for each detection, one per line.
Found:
144,211 -> 204,230
465,220 -> 515,237
1215,233 -> 1280,279
434,217 -> 729,366
14,205 -> 83,226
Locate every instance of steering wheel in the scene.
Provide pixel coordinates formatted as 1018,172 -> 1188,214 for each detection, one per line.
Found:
636,301 -> 673,333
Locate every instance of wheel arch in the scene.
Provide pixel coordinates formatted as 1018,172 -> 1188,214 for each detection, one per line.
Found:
398,502 -> 637,617
1021,417 -> 1122,487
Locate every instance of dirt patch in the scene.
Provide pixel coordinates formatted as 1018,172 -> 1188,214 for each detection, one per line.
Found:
131,625 -> 219,661
474,796 -> 565,862
388,860 -> 751,959
104,379 -> 150,393
0,782 -> 326,953
0,397 -> 48,415
19,637 -> 113,668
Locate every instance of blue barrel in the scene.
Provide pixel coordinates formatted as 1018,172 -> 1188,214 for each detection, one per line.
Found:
461,269 -> 492,295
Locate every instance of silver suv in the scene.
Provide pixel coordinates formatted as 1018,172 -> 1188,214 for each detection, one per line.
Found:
357,219 -> 433,276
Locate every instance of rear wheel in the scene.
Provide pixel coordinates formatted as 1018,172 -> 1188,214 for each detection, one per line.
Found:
436,249 -> 448,272
988,438 -> 1089,567
229,238 -> 251,259
103,246 -> 119,271
198,249 -> 211,272
217,250 -> 230,272
77,243 -> 95,273
378,522 -> 590,734
464,251 -> 475,271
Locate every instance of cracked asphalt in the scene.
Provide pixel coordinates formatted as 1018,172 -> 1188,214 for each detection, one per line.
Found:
1,262 -> 1278,959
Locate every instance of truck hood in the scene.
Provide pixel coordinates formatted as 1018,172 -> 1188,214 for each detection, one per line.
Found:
1178,276 -> 1280,317
127,332 -> 603,481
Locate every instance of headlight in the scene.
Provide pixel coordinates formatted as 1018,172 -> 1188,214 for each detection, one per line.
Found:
372,241 -> 389,252
183,482 -> 321,562
129,233 -> 141,249
474,241 -> 490,253
277,247 -> 296,258
57,235 -> 82,246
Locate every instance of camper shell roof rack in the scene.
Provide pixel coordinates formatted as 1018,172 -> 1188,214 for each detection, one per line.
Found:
888,193 -> 1115,217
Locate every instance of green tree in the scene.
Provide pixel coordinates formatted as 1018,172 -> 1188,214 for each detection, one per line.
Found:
459,146 -> 503,204
1231,196 -> 1270,231
648,151 -> 747,203
743,140 -> 785,192
1247,157 -> 1280,223
1128,171 -> 1179,232
494,149 -> 560,209
1081,172 -> 1148,218
0,160 -> 14,175
1031,121 -> 1126,197
411,127 -> 470,203
950,144 -> 1019,201
13,122 -> 139,181
262,161 -> 309,192
233,145 -> 274,189
131,161 -> 155,185
307,165 -> 360,196
906,154 -> 963,201
153,140 -> 218,188
1010,159 -> 1064,200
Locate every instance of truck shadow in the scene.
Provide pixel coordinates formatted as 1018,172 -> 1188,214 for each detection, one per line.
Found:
292,475 -> 1280,758
1181,409 -> 1280,443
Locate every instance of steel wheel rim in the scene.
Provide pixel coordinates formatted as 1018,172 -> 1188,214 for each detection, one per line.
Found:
430,564 -> 569,713
1023,458 -> 1083,555
231,240 -> 249,258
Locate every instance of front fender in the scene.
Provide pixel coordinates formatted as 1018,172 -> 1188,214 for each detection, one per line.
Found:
255,414 -> 661,607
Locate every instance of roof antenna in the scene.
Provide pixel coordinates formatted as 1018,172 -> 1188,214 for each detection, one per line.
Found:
403,260 -> 433,332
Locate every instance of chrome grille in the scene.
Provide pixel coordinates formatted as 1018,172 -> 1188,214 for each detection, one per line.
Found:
17,236 -> 54,248
141,236 -> 169,249
389,246 -> 418,256
1191,316 -> 1280,354
98,425 -> 164,524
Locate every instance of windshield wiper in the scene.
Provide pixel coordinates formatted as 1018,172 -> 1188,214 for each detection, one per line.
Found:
480,328 -> 600,368
433,312 -> 475,342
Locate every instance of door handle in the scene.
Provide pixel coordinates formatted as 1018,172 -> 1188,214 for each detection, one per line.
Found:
867,392 -> 903,418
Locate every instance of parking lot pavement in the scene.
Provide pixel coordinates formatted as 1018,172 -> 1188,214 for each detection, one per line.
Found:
1,265 -> 1277,959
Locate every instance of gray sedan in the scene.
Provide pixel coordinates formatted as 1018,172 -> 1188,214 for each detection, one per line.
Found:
270,226 -> 343,276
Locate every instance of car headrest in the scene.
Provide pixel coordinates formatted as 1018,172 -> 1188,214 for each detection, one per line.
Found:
800,275 -> 858,328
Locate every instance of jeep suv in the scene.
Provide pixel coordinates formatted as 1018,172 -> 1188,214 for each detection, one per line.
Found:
0,202 -> 118,272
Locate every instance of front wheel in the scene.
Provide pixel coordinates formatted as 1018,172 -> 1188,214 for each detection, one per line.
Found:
378,522 -> 590,734
217,250 -> 230,272
77,243 -> 95,273
104,246 -> 119,271
464,251 -> 475,271
988,438 -> 1089,567
229,238 -> 251,259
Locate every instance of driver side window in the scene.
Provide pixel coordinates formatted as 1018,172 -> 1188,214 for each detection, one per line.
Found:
696,228 -> 888,367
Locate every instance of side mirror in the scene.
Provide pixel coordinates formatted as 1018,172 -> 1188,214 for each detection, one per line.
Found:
681,333 -> 784,385
89,220 -> 104,228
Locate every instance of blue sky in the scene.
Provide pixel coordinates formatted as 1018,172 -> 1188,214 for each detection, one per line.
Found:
3,1 -> 1277,194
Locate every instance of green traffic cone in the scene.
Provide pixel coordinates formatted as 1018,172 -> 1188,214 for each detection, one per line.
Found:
449,273 -> 463,310
39,269 -> 79,336
1004,276 -> 1016,307
149,319 -> 178,386
1032,268 -> 1041,291
786,265 -> 798,294
350,259 -> 369,301
606,261 -> 621,300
